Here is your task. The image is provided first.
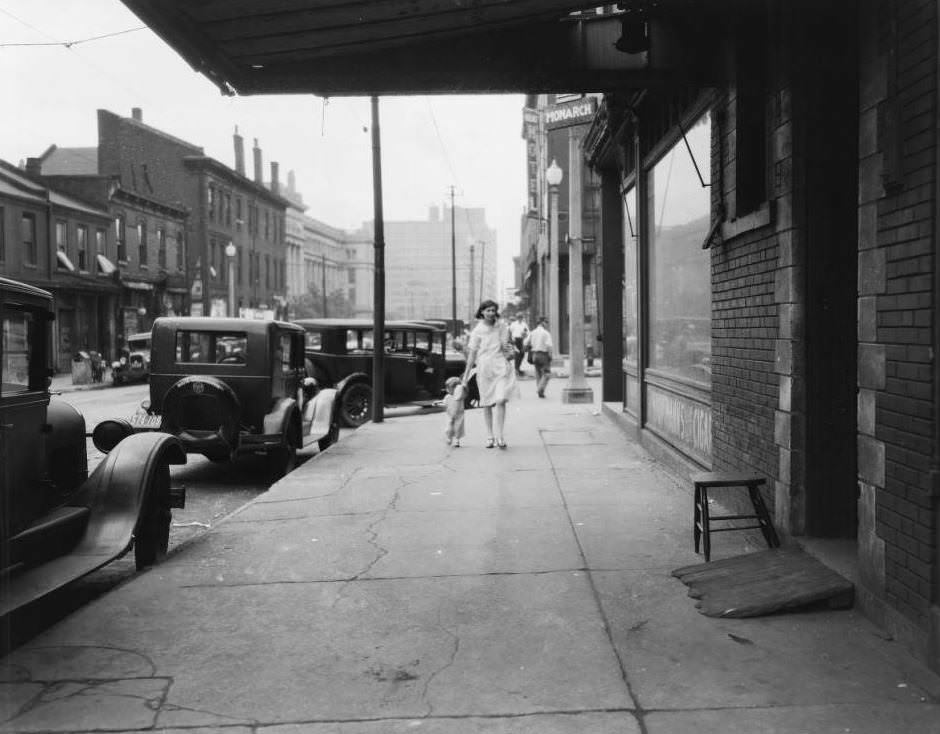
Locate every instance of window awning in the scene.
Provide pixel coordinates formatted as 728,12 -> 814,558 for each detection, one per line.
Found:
57,250 -> 76,272
96,254 -> 117,275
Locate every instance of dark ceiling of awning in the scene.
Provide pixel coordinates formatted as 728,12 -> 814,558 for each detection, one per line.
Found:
119,1 -> 706,97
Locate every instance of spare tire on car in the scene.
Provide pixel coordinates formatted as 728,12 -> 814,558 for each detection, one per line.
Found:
160,375 -> 242,460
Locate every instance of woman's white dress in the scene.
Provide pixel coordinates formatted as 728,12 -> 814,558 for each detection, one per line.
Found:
468,321 -> 519,406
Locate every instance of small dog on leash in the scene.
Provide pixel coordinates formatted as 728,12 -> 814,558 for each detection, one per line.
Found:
443,376 -> 466,447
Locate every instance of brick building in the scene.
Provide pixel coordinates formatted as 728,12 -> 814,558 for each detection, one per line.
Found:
0,159 -> 119,371
583,0 -> 940,671
93,109 -> 291,320
36,144 -> 189,344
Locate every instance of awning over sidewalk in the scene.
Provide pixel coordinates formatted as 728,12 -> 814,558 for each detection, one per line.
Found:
118,1 -> 707,95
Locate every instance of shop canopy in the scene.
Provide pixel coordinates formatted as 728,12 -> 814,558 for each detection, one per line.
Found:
119,1 -> 721,97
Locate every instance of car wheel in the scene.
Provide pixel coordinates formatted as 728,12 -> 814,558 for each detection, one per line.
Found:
269,430 -> 298,480
318,420 -> 340,451
135,468 -> 171,570
339,383 -> 373,427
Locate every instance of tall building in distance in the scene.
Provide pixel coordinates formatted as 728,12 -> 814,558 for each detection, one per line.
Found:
352,205 -> 497,328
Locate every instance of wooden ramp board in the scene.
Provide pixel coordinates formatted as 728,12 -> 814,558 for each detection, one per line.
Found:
672,546 -> 855,618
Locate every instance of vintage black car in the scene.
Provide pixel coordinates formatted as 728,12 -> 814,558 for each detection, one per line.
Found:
111,331 -> 152,385
295,318 -> 457,427
0,277 -> 186,624
133,317 -> 340,477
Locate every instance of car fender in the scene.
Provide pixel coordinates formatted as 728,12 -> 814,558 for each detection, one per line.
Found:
69,432 -> 186,558
263,397 -> 300,441
45,397 -> 89,494
335,372 -> 369,395
301,387 -> 338,444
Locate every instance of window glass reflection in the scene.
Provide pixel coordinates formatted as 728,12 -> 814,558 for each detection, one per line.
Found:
623,185 -> 638,366
647,111 -> 712,384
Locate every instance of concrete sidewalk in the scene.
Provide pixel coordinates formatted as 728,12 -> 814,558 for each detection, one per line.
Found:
2,375 -> 939,733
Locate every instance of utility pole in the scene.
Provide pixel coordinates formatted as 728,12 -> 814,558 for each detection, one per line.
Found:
478,240 -> 485,304
468,243 -> 475,325
321,252 -> 327,317
449,185 -> 457,337
370,96 -> 386,423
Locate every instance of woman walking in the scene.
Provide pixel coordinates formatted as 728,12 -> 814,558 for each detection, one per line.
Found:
461,299 -> 519,448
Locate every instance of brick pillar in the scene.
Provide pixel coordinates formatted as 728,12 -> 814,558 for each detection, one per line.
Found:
772,88 -> 806,537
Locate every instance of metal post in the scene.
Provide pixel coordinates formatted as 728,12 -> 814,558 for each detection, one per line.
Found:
227,257 -> 235,316
225,240 -> 236,317
468,243 -> 475,324
562,130 -> 593,403
478,241 -> 485,304
370,96 -> 385,423
548,179 -> 561,354
321,252 -> 328,317
449,185 -> 457,337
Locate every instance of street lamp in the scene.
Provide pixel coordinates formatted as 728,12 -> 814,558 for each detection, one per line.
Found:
225,240 -> 237,317
561,132 -> 593,404
546,159 -> 563,357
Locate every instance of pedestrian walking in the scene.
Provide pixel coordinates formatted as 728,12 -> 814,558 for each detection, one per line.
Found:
461,299 -> 519,449
443,376 -> 467,447
526,316 -> 553,398
508,312 -> 529,376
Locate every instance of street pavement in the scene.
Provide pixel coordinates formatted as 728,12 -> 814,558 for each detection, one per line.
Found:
3,372 -> 940,733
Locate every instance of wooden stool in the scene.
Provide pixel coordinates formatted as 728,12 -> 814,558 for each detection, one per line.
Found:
692,472 -> 780,562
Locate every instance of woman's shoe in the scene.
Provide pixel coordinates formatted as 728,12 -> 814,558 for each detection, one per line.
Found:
485,437 -> 495,448
496,439 -> 507,449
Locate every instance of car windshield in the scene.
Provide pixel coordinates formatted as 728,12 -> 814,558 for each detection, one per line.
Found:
127,336 -> 151,350
175,331 -> 248,364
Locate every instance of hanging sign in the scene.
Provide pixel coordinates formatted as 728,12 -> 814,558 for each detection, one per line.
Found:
545,97 -> 598,130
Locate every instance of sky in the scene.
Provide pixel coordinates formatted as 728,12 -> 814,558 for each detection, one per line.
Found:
0,1 -> 529,297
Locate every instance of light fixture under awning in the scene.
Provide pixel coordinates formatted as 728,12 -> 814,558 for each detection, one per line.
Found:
209,265 -> 218,278
96,254 -> 117,275
57,250 -> 76,272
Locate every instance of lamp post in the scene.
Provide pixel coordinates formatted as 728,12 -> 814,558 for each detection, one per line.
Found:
225,240 -> 237,317
546,159 -> 563,356
562,132 -> 593,403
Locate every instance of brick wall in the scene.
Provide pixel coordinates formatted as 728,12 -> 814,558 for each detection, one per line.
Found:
710,88 -> 781,505
859,0 -> 936,646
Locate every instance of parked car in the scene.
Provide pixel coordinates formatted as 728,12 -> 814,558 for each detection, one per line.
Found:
0,277 -> 186,624
129,317 -> 340,477
295,318 -> 464,427
112,331 -> 152,385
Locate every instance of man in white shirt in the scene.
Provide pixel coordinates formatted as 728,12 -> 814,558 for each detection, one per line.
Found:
508,313 -> 530,376
526,316 -> 553,397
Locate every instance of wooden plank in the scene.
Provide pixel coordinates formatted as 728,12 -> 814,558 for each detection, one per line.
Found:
672,547 -> 855,619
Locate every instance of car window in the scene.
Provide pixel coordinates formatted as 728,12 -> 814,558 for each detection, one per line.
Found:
347,329 -> 373,353
385,330 -> 409,353
176,331 -> 248,364
304,331 -> 322,351
414,332 -> 431,352
1,307 -> 34,396
277,334 -> 292,372
127,336 -> 151,351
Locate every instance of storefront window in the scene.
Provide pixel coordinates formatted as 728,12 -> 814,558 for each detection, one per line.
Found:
623,185 -> 638,365
647,111 -> 712,384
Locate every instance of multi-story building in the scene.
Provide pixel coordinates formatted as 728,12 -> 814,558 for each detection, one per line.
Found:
0,159 -> 118,371
351,205 -> 497,328
34,145 -> 189,345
